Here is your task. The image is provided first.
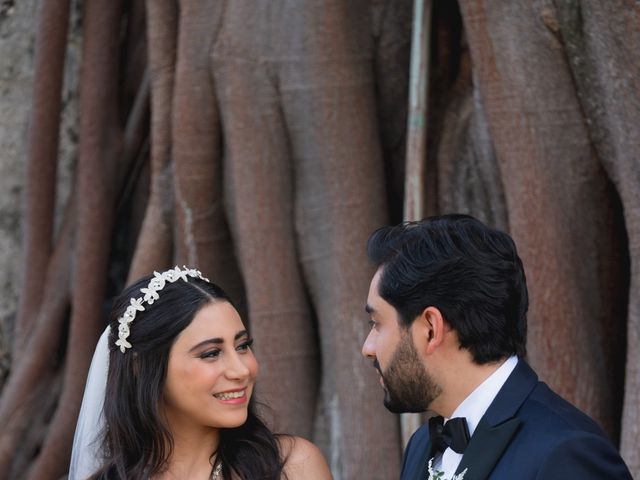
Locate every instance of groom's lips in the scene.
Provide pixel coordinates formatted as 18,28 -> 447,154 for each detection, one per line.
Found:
373,360 -> 385,387
373,359 -> 381,373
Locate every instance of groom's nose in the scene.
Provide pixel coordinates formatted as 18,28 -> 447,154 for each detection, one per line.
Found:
362,329 -> 376,359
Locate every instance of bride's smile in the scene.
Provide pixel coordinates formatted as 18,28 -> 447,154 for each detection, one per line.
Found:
70,269 -> 332,479
162,301 -> 259,429
213,387 -> 249,403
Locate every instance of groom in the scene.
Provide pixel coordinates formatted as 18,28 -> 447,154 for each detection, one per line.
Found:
361,214 -> 632,480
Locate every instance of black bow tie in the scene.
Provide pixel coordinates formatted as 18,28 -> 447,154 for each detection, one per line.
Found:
428,415 -> 471,456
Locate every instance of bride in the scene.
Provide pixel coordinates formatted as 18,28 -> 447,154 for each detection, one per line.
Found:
69,267 -> 332,479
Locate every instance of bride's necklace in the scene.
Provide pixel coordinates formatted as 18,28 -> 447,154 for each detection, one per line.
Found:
211,462 -> 223,480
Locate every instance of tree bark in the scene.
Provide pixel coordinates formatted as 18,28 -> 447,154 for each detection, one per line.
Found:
211,0 -> 320,440
171,0 -> 247,317
277,1 -> 401,476
372,0 -> 413,224
127,0 -> 178,281
436,48 -> 507,230
0,199 -> 73,477
13,0 -> 70,357
551,1 -> 640,473
458,0 -> 624,439
2,2 -> 638,478
25,0 -> 124,475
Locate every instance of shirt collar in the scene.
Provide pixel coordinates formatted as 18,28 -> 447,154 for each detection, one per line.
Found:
446,355 -> 518,437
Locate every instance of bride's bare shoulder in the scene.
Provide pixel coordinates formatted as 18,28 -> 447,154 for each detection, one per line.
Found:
277,435 -> 333,479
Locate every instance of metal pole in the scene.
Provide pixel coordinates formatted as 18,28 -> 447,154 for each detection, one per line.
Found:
401,0 -> 432,450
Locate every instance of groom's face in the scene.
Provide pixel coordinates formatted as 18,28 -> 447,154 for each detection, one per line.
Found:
378,331 -> 440,413
362,269 -> 440,413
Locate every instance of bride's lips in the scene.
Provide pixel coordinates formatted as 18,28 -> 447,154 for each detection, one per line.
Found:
212,387 -> 249,405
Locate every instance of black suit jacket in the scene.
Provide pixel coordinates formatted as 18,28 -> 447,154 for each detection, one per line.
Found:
400,360 -> 632,480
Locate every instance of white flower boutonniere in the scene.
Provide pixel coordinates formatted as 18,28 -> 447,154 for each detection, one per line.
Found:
427,458 -> 468,480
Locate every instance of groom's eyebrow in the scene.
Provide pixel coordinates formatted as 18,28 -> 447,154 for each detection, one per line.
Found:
189,330 -> 249,352
365,304 -> 375,315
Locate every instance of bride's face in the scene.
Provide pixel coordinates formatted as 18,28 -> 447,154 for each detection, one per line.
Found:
162,301 -> 259,429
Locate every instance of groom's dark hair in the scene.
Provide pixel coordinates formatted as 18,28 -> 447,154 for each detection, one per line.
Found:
367,214 -> 528,364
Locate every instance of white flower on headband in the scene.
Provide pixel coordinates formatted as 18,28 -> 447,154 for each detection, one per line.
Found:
173,266 -> 190,282
115,335 -> 132,352
116,266 -> 210,353
140,286 -> 160,304
150,271 -> 166,290
129,297 -> 145,312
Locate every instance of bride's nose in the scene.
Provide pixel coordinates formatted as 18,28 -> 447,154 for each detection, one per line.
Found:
224,351 -> 251,380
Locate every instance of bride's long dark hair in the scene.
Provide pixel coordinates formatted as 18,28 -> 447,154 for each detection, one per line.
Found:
91,274 -> 286,479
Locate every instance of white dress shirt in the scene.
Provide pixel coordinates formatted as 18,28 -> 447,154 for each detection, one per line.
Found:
432,355 -> 518,479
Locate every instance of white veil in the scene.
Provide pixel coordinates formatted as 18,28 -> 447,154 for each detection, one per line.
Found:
69,326 -> 110,480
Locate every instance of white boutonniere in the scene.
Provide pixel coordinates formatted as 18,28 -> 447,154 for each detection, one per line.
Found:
427,458 -> 468,480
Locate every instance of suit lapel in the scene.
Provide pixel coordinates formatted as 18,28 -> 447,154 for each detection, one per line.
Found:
410,438 -> 434,480
454,360 -> 538,480
454,417 -> 520,480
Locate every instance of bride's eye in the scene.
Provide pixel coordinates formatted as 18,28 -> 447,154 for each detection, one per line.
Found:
200,349 -> 221,359
236,338 -> 254,352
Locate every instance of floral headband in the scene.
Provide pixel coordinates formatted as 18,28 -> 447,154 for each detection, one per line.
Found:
115,266 -> 210,353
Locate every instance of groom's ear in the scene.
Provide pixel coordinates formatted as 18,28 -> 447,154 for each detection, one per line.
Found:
412,306 -> 448,356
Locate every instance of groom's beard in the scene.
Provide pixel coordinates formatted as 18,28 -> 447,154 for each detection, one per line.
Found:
376,333 -> 441,414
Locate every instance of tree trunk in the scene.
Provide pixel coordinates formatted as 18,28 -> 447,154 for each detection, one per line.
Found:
171,0 -> 247,319
277,2 -> 402,475
13,0 -> 70,356
551,1 -> 640,473
458,0 -> 625,439
126,0 -> 177,282
0,1 -> 638,478
435,42 -> 507,231
24,0 -> 124,475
